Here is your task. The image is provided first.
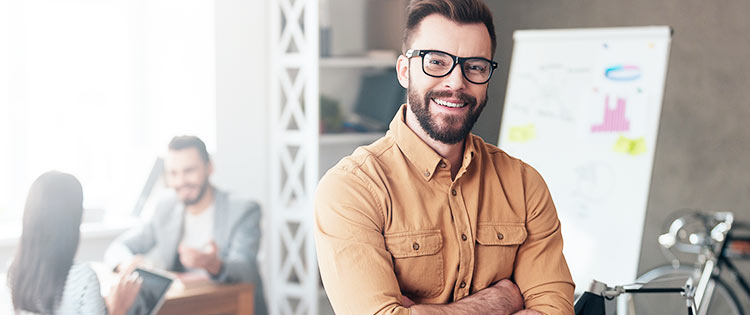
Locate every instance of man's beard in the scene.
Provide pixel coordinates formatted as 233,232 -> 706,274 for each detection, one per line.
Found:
407,85 -> 487,144
181,179 -> 210,206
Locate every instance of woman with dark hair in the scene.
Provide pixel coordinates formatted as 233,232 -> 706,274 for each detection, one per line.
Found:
7,171 -> 141,315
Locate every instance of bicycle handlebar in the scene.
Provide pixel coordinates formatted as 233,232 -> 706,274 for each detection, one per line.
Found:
658,211 -> 735,259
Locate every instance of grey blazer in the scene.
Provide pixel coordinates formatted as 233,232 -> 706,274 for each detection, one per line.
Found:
104,189 -> 267,314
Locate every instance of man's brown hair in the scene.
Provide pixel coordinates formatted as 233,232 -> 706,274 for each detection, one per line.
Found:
402,0 -> 496,56
169,135 -> 210,163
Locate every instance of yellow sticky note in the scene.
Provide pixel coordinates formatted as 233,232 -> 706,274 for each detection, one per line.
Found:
509,124 -> 536,143
613,135 -> 646,156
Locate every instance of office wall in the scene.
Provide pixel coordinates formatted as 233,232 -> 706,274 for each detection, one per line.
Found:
213,0 -> 268,214
479,0 -> 750,282
213,0 -> 271,291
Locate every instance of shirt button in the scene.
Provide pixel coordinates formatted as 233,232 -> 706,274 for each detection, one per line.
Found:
439,161 -> 447,168
424,171 -> 430,177
497,233 -> 504,240
461,234 -> 467,241
451,189 -> 457,196
459,281 -> 466,288
412,242 -> 420,250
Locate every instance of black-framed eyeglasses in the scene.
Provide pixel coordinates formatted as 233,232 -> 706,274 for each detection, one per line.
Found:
405,49 -> 498,84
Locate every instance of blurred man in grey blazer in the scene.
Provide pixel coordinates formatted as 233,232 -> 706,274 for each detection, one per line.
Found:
105,135 -> 267,315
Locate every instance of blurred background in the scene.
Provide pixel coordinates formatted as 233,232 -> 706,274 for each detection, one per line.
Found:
1,0 -> 749,314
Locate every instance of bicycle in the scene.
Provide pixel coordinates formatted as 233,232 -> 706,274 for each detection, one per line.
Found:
575,211 -> 750,315
624,211 -> 750,314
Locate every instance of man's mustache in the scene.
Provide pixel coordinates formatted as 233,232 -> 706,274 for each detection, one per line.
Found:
176,185 -> 200,191
426,90 -> 477,107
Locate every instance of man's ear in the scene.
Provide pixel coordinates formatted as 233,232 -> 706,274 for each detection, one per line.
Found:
396,54 -> 410,89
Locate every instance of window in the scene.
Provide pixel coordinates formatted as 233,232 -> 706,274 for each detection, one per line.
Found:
0,0 -> 216,225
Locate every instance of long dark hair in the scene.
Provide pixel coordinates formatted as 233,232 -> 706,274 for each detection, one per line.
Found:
7,171 -> 84,313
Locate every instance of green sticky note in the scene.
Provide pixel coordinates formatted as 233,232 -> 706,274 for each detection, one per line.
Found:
509,124 -> 536,143
613,135 -> 646,155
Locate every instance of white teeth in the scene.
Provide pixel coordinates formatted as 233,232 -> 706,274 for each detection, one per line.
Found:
433,98 -> 465,108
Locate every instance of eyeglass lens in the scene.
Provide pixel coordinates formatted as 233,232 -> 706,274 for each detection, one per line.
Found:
422,51 -> 492,83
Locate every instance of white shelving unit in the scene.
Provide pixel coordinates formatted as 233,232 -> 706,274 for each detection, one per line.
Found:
318,131 -> 385,145
318,131 -> 385,179
266,0 -> 407,314
317,0 -> 406,180
315,1 -> 407,314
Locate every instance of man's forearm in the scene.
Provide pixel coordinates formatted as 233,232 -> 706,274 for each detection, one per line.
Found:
411,302 -> 540,315
205,257 -> 223,276
409,280 -> 524,315
410,298 -> 498,315
409,292 -> 517,315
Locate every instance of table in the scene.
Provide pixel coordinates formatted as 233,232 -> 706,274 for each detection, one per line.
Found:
158,282 -> 254,315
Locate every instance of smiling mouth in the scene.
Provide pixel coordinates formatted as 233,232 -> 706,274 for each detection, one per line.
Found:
432,98 -> 467,108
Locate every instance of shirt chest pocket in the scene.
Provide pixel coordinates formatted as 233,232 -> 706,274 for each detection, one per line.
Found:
472,223 -> 527,290
385,230 -> 444,298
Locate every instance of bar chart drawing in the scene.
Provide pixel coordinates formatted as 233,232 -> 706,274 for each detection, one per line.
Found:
591,95 -> 630,132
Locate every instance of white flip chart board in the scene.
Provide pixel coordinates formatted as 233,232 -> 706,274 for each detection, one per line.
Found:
497,26 -> 672,292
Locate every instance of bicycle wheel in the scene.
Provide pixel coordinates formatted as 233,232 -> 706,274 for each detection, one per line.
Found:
624,265 -> 744,315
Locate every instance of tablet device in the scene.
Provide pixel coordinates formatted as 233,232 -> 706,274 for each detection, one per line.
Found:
133,267 -> 174,315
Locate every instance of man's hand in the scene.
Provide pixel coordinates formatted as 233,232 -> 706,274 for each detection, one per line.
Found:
408,279 -> 525,315
178,241 -> 223,275
401,295 -> 416,308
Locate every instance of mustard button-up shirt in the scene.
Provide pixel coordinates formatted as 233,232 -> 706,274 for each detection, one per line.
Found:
315,105 -> 574,315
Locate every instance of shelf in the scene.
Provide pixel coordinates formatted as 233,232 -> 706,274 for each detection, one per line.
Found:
319,56 -> 396,68
319,132 -> 385,145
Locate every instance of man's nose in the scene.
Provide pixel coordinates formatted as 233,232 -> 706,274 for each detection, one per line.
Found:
442,64 -> 467,90
171,173 -> 186,187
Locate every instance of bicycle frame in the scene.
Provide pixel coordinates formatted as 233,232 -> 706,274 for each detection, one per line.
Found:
713,232 -> 750,303
672,215 -> 750,315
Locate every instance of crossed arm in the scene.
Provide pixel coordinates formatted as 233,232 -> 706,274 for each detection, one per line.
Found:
314,170 -> 563,315
406,165 -> 576,315
406,280 -> 541,315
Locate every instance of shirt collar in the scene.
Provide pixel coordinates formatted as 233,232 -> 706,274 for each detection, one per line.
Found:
388,104 -> 478,181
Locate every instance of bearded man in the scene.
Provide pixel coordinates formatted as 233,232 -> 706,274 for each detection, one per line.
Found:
314,0 -> 574,314
105,135 -> 267,315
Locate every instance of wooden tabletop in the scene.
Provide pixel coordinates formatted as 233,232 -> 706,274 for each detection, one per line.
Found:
158,282 -> 254,315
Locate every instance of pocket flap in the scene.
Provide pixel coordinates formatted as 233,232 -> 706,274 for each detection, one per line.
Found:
476,223 -> 527,245
385,230 -> 442,258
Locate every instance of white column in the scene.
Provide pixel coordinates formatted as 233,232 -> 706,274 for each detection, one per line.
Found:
269,0 -> 319,314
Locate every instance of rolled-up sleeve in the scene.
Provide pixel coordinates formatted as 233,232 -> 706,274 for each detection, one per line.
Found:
514,163 -> 575,314
314,168 -> 410,315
